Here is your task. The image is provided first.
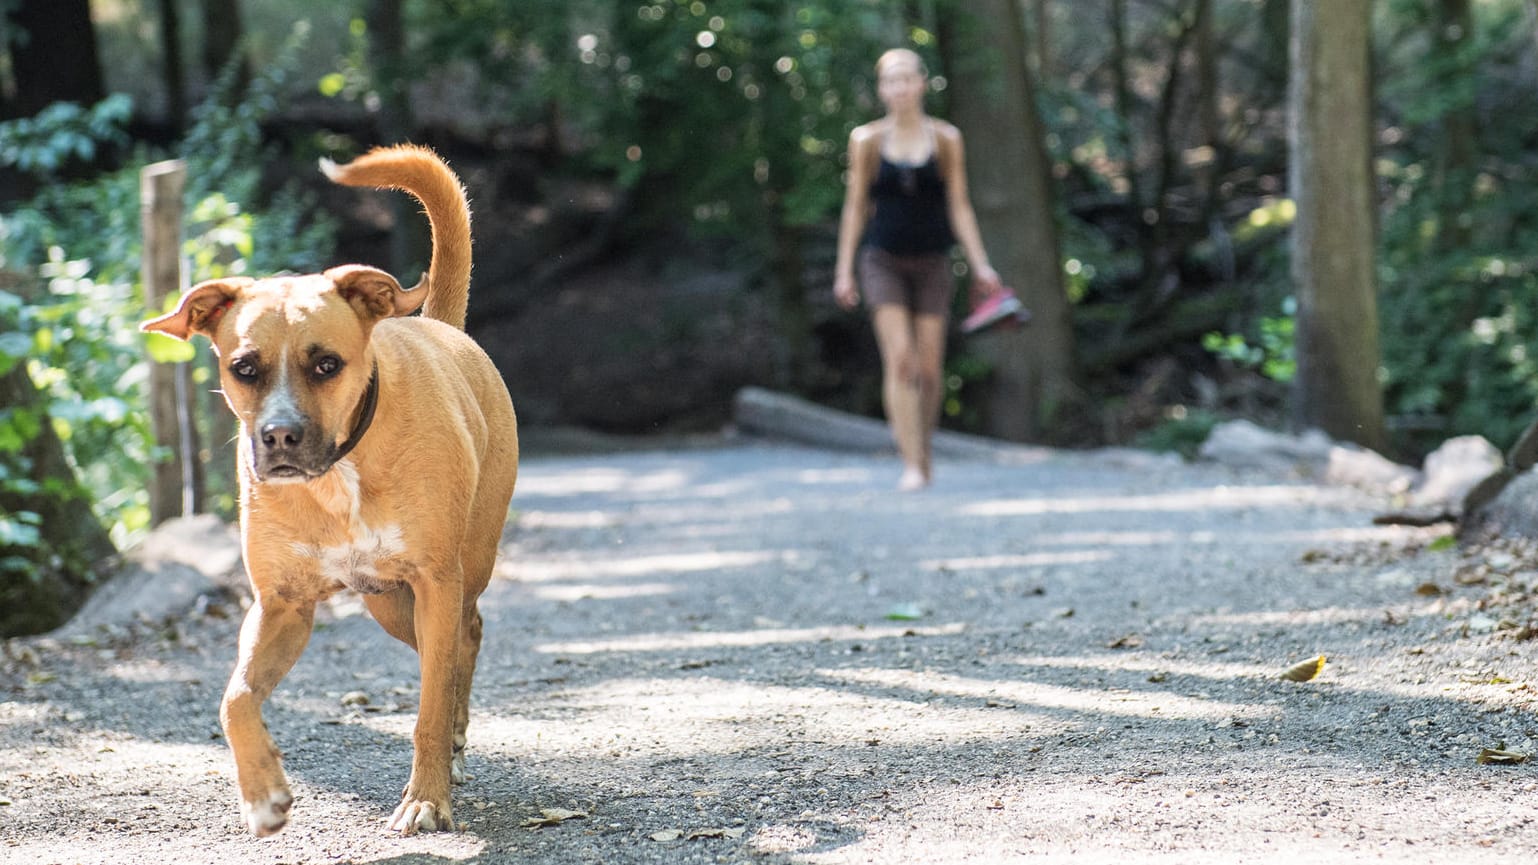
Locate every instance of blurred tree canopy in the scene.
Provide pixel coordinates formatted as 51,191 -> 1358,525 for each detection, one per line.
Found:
9,0 -> 1538,631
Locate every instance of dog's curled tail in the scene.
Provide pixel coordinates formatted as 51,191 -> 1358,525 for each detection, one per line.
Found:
320,144 -> 473,330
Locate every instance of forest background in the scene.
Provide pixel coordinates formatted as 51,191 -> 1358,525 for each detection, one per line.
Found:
1,0 -> 1534,635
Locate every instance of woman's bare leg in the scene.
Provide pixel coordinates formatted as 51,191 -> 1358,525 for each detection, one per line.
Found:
911,312 -> 948,480
871,304 -> 928,489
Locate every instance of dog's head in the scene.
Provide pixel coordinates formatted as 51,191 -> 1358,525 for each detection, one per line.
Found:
141,265 -> 424,483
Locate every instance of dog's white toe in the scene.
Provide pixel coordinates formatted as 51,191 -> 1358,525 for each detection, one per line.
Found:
242,788 -> 294,836
388,798 -> 450,835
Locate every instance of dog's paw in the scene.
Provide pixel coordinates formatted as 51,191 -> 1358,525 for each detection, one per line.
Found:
388,796 -> 453,835
241,787 -> 294,837
451,744 -> 467,785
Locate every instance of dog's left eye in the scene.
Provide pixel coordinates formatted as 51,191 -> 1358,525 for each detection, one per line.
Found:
312,356 -> 343,379
230,358 -> 259,382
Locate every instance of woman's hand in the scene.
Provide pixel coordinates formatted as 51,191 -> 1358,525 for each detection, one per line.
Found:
834,272 -> 860,310
969,264 -> 1004,301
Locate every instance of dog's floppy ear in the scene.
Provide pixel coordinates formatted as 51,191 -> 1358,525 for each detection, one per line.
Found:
325,264 -> 426,321
140,278 -> 251,341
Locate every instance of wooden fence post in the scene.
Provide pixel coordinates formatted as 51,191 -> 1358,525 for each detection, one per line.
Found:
141,159 -> 204,525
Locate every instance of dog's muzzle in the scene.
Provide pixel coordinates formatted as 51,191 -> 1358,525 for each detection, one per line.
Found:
250,366 -> 379,482
251,412 -> 332,481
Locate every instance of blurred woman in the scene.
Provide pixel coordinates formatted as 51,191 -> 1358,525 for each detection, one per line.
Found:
833,48 -> 1003,491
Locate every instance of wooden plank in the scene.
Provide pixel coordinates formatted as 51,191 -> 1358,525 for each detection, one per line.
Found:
140,160 -> 203,524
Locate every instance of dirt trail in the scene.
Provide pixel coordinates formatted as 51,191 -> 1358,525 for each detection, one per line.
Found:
3,439 -> 1536,864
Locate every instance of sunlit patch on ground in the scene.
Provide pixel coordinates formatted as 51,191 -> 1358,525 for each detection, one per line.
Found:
920,550 -> 1115,571
507,549 -> 785,582
960,484 -> 1358,517
824,666 -> 1279,724
533,622 -> 967,655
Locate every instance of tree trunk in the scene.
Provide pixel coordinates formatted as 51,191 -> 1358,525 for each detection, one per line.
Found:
1288,0 -> 1387,452
364,0 -> 427,276
157,0 -> 186,130
1193,0 -> 1220,226
749,0 -> 813,389
201,0 -> 248,91
1030,0 -> 1052,81
1434,0 -> 1476,255
1109,0 -> 1146,243
1261,0 -> 1292,102
0,364 -> 116,637
939,0 -> 1081,443
1,0 -> 105,119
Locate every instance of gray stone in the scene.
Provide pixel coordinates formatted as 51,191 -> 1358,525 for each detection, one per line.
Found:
1196,419 -> 1334,473
1410,435 -> 1503,512
1325,444 -> 1418,493
52,514 -> 243,639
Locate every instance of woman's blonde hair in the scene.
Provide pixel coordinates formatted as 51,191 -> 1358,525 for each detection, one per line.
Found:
875,48 -> 928,78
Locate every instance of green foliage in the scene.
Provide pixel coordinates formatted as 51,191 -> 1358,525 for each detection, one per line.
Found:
380,2 -> 900,245
569,1 -> 893,241
1202,298 -> 1296,384
1373,0 -> 1538,452
942,351 -> 991,430
0,94 -> 132,176
1132,409 -> 1220,460
0,26 -> 335,553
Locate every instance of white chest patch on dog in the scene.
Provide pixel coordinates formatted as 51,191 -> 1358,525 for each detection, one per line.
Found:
292,459 -> 409,593
313,522 -> 407,593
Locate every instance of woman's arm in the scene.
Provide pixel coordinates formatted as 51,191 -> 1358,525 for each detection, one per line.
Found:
834,125 -> 878,310
937,123 -> 1003,297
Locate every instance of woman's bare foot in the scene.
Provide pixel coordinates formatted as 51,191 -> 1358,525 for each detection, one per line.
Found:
898,466 -> 929,492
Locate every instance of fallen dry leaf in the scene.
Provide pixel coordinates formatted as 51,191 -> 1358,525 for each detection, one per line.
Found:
1280,654 -> 1326,682
687,827 -> 746,840
652,827 -> 746,841
522,808 -> 589,828
1476,748 -> 1530,766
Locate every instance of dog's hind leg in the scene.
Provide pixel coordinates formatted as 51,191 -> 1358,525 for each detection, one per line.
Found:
222,597 -> 316,837
387,574 -> 465,835
449,603 -> 484,784
363,582 -> 474,800
451,513 -> 503,786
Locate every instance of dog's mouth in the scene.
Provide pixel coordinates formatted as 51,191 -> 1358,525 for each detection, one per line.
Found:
261,464 -> 318,482
251,447 -> 343,484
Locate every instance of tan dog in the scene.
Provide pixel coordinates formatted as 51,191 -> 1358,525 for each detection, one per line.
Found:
141,145 -> 517,836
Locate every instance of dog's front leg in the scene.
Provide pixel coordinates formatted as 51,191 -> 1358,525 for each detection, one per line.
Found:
221,596 -> 315,837
388,575 -> 465,835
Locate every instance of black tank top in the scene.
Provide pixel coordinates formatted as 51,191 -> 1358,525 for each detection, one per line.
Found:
864,143 -> 955,256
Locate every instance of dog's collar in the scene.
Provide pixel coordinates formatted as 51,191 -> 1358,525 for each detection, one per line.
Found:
332,363 -> 379,462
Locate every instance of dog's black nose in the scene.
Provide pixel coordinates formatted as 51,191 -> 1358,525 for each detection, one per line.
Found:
261,422 -> 303,450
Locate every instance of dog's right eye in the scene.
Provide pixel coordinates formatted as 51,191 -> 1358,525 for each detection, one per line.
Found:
230,358 -> 259,382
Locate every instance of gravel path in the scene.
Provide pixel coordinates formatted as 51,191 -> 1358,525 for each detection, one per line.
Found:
3,438 -> 1537,864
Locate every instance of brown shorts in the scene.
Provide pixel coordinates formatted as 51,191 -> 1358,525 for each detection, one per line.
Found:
857,247 -> 954,317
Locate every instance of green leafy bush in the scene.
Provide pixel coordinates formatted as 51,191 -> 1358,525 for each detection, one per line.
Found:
1202,298 -> 1296,384
0,27 -> 335,558
1374,0 -> 1538,453
0,94 -> 132,174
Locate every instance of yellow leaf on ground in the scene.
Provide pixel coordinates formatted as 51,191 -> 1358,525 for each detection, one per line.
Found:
1280,654 -> 1326,682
